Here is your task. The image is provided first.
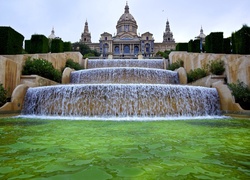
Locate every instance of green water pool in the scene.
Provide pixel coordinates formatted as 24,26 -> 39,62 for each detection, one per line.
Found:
0,117 -> 249,179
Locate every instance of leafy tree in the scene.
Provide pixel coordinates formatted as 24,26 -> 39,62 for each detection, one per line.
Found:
72,42 -> 100,57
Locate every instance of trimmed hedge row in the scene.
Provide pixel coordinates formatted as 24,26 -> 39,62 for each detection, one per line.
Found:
63,42 -> 72,52
232,25 -> 250,54
175,43 -> 188,51
25,36 -> 72,53
51,39 -> 64,53
188,39 -> 200,53
205,32 -> 224,53
0,26 -> 24,55
29,34 -> 49,53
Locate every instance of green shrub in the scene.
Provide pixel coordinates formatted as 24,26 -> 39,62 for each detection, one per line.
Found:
223,38 -> 231,54
63,42 -> 72,52
168,59 -> 184,71
228,81 -> 250,110
188,39 -> 200,53
187,68 -> 208,83
175,43 -> 188,51
0,83 -> 7,107
0,26 -> 24,55
22,57 -> 62,83
30,34 -> 49,53
64,59 -> 82,70
209,59 -> 225,75
51,38 -> 64,53
232,25 -> 250,54
205,32 -> 224,53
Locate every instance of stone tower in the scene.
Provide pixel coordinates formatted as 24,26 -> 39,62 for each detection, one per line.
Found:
163,20 -> 175,43
80,20 -> 91,43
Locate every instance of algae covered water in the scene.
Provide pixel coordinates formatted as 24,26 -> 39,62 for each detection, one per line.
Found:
0,118 -> 249,179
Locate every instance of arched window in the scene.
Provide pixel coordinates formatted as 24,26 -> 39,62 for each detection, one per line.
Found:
124,45 -> 130,54
134,46 -> 139,54
103,43 -> 109,55
114,46 -> 119,54
145,43 -> 150,53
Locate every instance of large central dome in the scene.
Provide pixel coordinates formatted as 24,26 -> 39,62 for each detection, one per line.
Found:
116,3 -> 138,37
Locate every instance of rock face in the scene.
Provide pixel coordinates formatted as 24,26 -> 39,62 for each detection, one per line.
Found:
170,52 -> 250,87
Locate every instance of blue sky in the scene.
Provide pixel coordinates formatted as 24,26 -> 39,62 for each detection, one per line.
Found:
0,0 -> 249,43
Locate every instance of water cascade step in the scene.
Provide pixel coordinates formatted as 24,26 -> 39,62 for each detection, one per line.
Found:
87,59 -> 165,69
70,67 -> 179,84
21,59 -> 222,120
21,84 -> 221,118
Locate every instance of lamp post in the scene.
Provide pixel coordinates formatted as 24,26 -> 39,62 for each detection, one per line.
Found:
195,26 -> 206,53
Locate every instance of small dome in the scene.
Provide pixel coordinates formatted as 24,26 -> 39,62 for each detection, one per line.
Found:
118,3 -> 136,23
116,2 -> 138,36
118,12 -> 136,23
48,27 -> 56,39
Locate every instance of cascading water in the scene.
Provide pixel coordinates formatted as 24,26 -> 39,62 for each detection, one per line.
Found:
22,84 -> 221,118
70,67 -> 179,84
21,59 -> 222,120
87,59 -> 164,69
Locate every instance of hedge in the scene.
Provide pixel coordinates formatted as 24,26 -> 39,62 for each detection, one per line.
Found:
232,25 -> 250,54
0,26 -> 24,55
188,39 -> 200,53
175,43 -> 188,51
29,34 -> 49,53
205,32 -> 224,53
223,38 -> 231,54
25,40 -> 31,53
63,42 -> 72,52
51,38 -> 64,53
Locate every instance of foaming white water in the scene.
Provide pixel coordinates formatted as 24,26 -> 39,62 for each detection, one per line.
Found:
87,59 -> 164,69
17,115 -> 226,121
70,67 -> 179,84
21,84 -> 221,118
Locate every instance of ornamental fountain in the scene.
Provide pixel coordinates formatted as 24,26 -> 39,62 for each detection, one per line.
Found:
21,59 -> 221,120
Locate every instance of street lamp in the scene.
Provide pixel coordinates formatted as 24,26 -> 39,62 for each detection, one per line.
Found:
195,26 -> 206,53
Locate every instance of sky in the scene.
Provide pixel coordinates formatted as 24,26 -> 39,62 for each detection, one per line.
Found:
0,0 -> 249,43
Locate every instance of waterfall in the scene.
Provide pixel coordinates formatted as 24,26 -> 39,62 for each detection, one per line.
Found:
21,59 -> 221,120
70,67 -> 179,84
87,59 -> 164,69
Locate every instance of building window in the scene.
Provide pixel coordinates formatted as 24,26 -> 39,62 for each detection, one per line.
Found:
105,37 -> 107,41
146,37 -> 149,40
103,43 -> 109,55
145,43 -> 150,53
124,45 -> 130,54
134,46 -> 139,55
124,25 -> 129,32
114,46 -> 119,54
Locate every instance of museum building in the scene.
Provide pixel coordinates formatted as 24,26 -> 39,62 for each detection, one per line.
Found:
80,3 -> 176,58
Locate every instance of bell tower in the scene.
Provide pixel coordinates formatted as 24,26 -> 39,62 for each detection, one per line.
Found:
163,19 -> 175,43
80,20 -> 91,43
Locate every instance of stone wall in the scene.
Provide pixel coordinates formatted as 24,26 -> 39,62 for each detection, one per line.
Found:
0,52 -> 83,95
0,56 -> 21,94
3,52 -> 83,71
170,52 -> 250,86
170,52 -> 250,112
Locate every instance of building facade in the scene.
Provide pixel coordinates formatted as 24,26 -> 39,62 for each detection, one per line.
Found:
80,3 -> 176,58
